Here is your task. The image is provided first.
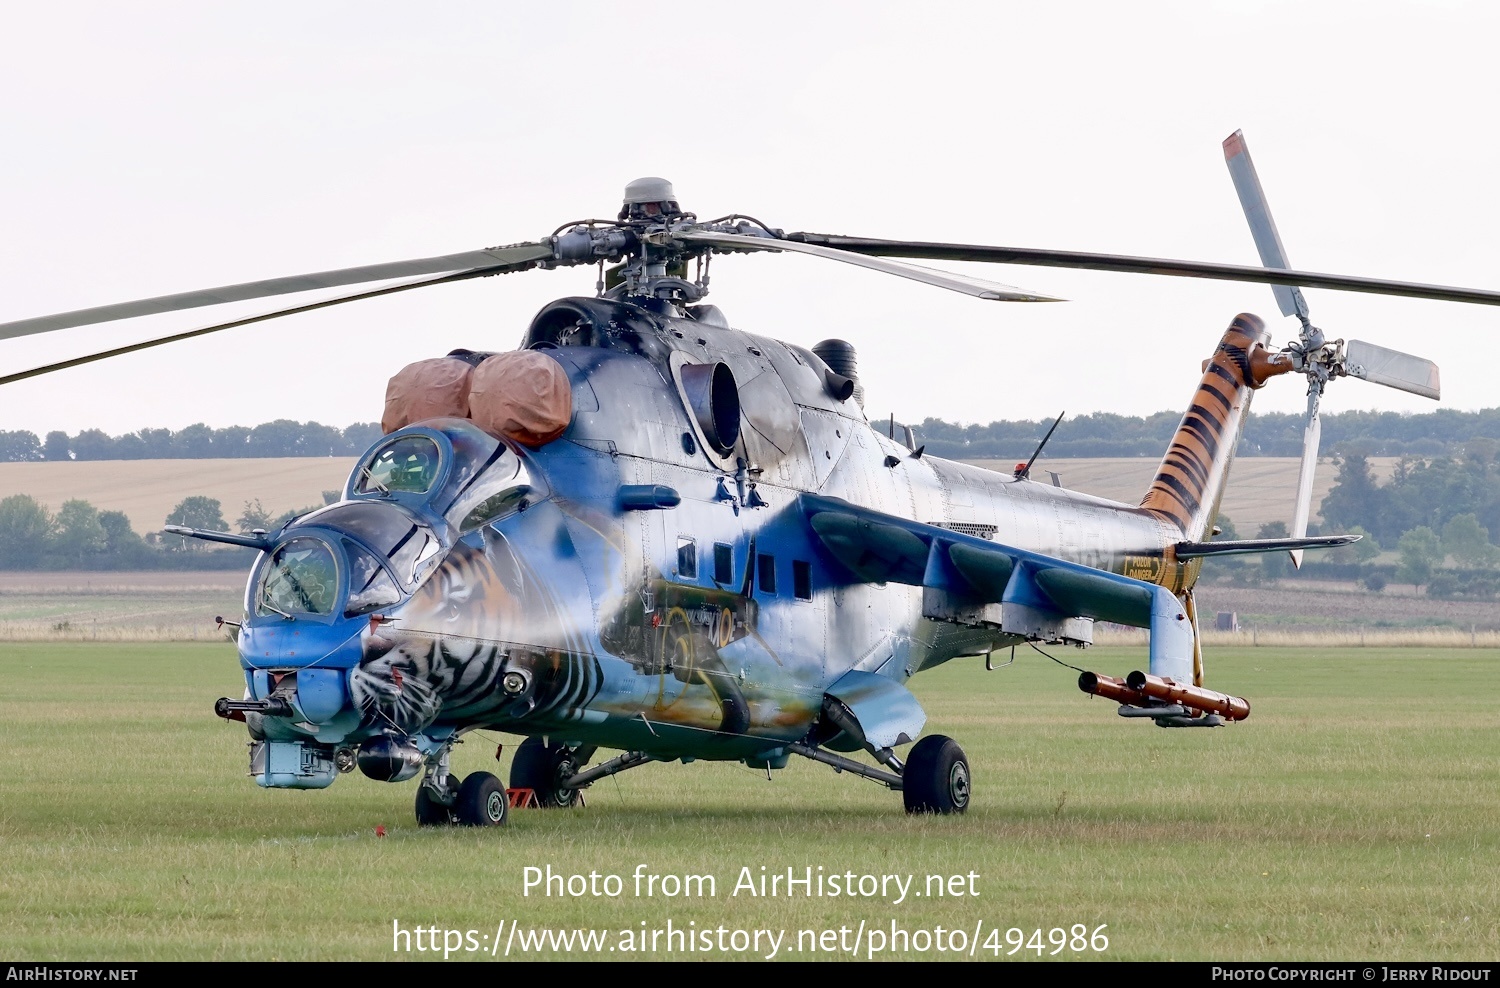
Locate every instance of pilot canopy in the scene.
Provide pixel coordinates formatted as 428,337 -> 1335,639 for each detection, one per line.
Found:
346,419 -> 542,535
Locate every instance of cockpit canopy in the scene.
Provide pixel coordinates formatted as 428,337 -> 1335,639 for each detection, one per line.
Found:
355,435 -> 441,495
253,501 -> 442,623
288,501 -> 442,591
250,419 -> 545,625
344,418 -> 542,534
257,537 -> 339,618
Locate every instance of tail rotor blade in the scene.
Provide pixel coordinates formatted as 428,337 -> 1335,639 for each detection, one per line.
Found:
1223,130 -> 1311,323
1343,339 -> 1441,400
1289,390 -> 1323,569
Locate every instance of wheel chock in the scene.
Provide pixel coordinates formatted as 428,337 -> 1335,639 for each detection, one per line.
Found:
507,787 -> 540,809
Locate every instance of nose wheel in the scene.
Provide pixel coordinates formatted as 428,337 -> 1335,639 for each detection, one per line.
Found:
414,770 -> 509,827
454,772 -> 508,826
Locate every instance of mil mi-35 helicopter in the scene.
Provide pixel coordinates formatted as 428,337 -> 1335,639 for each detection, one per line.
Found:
0,133 -> 1483,825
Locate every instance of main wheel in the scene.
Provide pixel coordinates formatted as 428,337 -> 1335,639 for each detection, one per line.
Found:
414,773 -> 460,826
902,735 -> 970,815
509,737 -> 582,808
454,771 -> 508,827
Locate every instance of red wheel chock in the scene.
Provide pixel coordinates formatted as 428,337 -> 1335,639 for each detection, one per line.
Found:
507,787 -> 539,809
503,787 -> 584,808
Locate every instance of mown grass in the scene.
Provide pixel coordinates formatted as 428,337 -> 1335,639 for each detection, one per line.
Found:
0,586 -> 239,641
0,643 -> 1497,961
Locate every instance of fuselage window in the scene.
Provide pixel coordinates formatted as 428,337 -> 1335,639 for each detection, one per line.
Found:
793,560 -> 812,601
757,553 -> 777,596
677,537 -> 698,580
713,543 -> 733,585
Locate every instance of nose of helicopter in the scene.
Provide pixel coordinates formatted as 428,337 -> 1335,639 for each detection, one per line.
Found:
234,497 -> 448,733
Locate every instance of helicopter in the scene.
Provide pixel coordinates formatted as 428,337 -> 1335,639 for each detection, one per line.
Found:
0,132 -> 1485,826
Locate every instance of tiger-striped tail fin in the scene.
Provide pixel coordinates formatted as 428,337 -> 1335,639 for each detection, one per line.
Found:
1141,313 -> 1294,540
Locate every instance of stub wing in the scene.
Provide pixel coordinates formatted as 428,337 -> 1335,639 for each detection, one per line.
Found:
799,494 -> 1194,684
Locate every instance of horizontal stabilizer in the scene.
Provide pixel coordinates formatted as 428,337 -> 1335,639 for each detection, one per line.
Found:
1174,534 -> 1359,558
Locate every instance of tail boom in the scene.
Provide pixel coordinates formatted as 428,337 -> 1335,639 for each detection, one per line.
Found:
1140,313 -> 1293,542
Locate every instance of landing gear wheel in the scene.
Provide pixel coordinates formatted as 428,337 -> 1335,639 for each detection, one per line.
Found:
455,771 -> 508,827
509,737 -> 582,808
902,735 -> 970,815
414,774 -> 460,826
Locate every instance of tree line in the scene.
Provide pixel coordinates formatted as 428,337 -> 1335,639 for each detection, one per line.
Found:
896,407 -> 1500,460
1212,445 -> 1500,598
0,491 -> 335,570
0,420 -> 382,462
2,407 -> 1497,462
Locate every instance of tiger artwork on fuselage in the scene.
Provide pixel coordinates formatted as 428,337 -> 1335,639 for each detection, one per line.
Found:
349,495 -> 821,753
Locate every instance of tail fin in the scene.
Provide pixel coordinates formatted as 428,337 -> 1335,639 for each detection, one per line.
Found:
1141,313 -> 1292,540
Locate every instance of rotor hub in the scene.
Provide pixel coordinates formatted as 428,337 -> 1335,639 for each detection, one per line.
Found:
620,176 -> 682,222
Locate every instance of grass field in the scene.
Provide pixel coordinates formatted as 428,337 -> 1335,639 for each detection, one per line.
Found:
1,643 -> 1497,961
0,572 -> 242,641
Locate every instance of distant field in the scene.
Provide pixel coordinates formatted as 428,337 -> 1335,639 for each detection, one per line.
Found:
968,456 -> 1401,531
0,571 -> 241,641
0,457 -> 355,534
1,643 -> 1495,960
0,454 -> 1396,536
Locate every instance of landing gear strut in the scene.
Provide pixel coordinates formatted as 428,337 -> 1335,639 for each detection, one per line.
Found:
790,724 -> 971,815
414,772 -> 460,826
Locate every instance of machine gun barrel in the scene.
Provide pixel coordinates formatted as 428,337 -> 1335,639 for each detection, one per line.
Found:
1125,671 -> 1250,721
215,696 -> 294,720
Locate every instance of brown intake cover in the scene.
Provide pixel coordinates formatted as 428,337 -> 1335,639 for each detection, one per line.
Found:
382,357 -> 474,434
468,350 -> 572,447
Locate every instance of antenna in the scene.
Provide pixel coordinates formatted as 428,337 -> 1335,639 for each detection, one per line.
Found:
1015,411 -> 1065,480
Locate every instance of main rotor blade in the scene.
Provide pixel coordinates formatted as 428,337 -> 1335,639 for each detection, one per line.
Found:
0,242 -> 553,342
1289,389 -> 1323,570
676,230 -> 1062,302
0,270 -> 477,388
785,233 -> 1500,308
1222,130 -> 1311,322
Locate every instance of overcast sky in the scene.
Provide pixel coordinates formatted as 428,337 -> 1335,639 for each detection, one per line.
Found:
1,1 -> 1496,437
